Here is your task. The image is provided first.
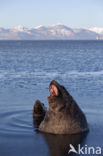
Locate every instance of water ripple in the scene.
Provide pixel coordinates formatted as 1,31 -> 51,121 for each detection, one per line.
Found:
0,109 -> 34,135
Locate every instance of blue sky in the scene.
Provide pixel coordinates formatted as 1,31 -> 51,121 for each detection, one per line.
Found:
0,0 -> 103,28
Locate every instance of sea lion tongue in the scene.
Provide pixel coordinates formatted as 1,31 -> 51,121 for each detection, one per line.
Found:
49,84 -> 58,96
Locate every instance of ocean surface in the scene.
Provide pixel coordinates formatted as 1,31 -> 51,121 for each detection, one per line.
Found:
0,40 -> 103,156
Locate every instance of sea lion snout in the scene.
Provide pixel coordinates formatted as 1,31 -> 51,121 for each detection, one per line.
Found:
48,80 -> 63,103
49,84 -> 59,96
49,80 -> 61,96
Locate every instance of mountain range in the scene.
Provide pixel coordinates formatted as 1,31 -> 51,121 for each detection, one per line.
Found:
0,24 -> 103,40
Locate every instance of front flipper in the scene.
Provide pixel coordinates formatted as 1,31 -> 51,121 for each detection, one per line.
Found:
33,100 -> 46,128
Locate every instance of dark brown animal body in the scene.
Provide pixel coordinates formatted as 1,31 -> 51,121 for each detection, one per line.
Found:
33,80 -> 89,134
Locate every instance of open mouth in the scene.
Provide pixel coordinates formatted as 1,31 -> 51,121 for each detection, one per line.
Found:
49,84 -> 59,97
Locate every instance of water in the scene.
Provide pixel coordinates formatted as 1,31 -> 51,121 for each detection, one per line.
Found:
0,40 -> 103,156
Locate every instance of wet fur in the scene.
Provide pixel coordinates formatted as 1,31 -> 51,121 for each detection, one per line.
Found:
34,80 -> 89,134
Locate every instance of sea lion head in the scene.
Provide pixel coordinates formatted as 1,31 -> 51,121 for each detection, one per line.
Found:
48,80 -> 66,112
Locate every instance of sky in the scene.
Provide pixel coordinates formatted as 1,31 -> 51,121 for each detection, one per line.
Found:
0,0 -> 103,28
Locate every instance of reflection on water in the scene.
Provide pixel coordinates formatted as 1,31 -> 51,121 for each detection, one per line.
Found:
42,133 -> 88,156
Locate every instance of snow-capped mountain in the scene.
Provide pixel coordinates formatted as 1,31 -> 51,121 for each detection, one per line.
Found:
0,24 -> 102,40
89,27 -> 103,35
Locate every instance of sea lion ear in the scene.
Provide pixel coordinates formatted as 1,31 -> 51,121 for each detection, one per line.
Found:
49,84 -> 59,96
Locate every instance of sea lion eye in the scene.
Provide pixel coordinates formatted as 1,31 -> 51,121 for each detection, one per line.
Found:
50,85 -> 58,96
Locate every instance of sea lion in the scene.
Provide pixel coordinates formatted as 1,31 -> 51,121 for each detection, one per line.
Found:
33,80 -> 89,134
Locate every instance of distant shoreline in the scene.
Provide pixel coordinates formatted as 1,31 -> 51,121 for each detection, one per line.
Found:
0,39 -> 103,41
